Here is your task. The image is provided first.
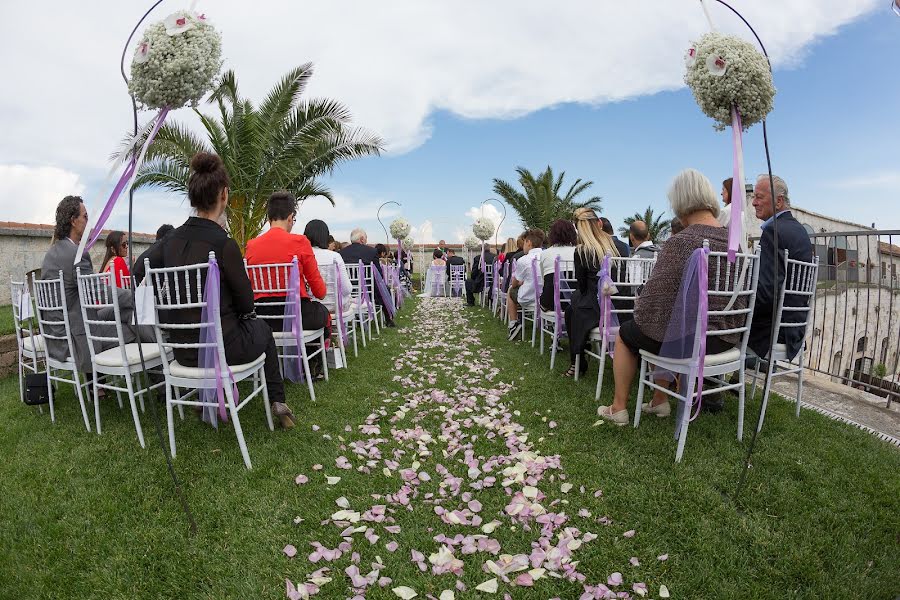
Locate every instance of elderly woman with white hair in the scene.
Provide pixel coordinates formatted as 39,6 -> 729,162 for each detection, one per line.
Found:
597,169 -> 747,425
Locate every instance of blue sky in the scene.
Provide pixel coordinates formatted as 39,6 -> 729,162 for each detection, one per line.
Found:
320,9 -> 900,243
1,1 -> 897,244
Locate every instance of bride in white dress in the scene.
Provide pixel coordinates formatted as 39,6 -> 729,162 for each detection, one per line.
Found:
420,249 -> 448,297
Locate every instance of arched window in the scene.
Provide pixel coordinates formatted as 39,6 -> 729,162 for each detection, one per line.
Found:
857,336 -> 868,353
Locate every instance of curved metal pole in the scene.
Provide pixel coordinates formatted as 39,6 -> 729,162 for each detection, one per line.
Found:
481,198 -> 507,250
377,201 -> 401,244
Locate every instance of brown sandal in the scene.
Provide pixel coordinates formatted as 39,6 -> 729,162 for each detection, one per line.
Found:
272,402 -> 296,430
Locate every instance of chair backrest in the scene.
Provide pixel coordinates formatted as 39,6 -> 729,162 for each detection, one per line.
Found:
450,264 -> 465,293
76,269 -> 129,365
607,255 -> 657,318
551,259 -> 576,324
10,279 -> 39,353
144,252 -> 222,376
31,272 -> 78,365
428,265 -> 446,296
317,260 -> 341,313
774,251 -> 819,335
484,262 -> 494,284
346,263 -> 363,300
244,258 -> 300,332
360,263 -> 378,305
704,244 -> 760,347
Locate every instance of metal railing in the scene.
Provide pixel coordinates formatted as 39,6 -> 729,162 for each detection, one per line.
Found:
786,229 -> 900,408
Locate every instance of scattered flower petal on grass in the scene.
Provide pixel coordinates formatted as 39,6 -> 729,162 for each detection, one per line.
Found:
659,584 -> 671,598
475,578 -> 498,593
283,544 -> 297,558
392,585 -> 417,599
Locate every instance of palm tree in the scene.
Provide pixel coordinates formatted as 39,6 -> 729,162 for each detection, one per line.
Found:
127,64 -> 383,250
493,166 -> 602,231
618,206 -> 672,242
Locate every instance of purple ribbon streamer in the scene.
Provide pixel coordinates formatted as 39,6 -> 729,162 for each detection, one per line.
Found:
86,106 -> 170,252
281,258 -> 305,383
530,257 -> 542,320
334,262 -> 348,346
553,254 -> 566,335
371,262 -> 396,320
358,260 -> 376,319
659,247 -> 710,422
597,255 -> 620,357
727,106 -> 744,263
199,256 -> 236,426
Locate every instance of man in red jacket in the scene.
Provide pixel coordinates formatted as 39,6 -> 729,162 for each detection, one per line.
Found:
246,192 -> 331,374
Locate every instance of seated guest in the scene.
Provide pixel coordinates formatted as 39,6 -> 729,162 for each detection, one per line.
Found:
41,196 -> 151,375
245,191 -> 330,376
749,175 -> 813,360
132,224 -> 175,282
627,220 -> 661,284
465,243 -> 497,306
539,219 -> 577,311
500,234 -> 526,292
601,217 -> 631,258
563,208 -> 621,377
497,237 -> 515,264
304,219 -> 354,315
375,244 -> 390,266
670,217 -> 685,236
719,177 -> 733,227
340,228 -> 395,326
139,153 -> 294,429
598,169 -> 746,425
100,230 -> 131,288
431,249 -> 446,267
445,248 -> 465,276
327,235 -> 337,251
506,229 -> 545,341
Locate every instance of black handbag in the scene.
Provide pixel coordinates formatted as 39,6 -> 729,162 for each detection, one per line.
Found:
24,373 -> 50,406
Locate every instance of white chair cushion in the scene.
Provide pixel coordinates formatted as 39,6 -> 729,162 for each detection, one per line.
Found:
640,347 -> 742,367
168,353 -> 266,379
21,334 -> 45,353
272,329 -> 325,343
770,343 -> 788,360
93,343 -> 162,367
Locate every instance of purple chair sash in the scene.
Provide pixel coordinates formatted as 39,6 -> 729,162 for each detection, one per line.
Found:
429,265 -> 444,296
199,256 -> 237,427
530,258 -> 542,319
358,261 -> 376,318
660,247 -> 710,422
281,258 -> 305,383
371,263 -> 396,320
597,255 -> 620,357
334,262 -> 349,346
552,255 -> 566,335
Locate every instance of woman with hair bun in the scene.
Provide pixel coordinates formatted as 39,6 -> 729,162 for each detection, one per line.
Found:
100,230 -> 131,288
139,152 -> 294,429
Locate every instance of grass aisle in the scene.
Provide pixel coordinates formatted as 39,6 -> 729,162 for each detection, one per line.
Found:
0,296 -> 897,599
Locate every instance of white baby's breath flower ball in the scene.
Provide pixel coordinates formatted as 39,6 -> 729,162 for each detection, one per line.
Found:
464,235 -> 482,250
129,11 -> 223,110
685,32 -> 775,131
390,218 -> 411,240
472,217 -> 495,241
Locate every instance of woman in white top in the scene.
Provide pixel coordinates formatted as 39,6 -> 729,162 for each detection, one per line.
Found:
539,219 -> 578,311
304,219 -> 353,313
421,249 -> 448,297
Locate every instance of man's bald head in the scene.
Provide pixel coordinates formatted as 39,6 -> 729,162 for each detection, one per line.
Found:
629,220 -> 650,245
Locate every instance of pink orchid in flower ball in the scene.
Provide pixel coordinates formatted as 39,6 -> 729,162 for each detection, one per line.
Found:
706,54 -> 727,76
134,41 -> 151,64
164,11 -> 195,36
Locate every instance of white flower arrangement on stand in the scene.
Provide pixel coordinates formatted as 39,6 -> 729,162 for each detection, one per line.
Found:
472,217 -> 495,241
390,218 -> 411,242
464,236 -> 481,251
684,32 -> 775,131
129,11 -> 223,110
401,236 -> 414,251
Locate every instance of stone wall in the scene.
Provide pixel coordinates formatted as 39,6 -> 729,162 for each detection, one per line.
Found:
0,222 -> 154,305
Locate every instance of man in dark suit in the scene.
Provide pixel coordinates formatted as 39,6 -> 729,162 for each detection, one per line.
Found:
465,244 -> 497,306
601,217 -> 631,257
340,228 -> 394,326
748,175 -> 813,360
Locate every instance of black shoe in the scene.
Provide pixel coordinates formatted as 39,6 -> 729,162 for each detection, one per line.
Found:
507,321 -> 523,341
385,320 -> 396,328
702,393 -> 724,414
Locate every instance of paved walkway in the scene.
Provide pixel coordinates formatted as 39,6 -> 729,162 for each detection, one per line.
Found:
768,372 -> 900,446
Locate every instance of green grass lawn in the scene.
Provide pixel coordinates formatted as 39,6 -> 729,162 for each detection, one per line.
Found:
0,297 -> 897,599
1,304 -> 15,336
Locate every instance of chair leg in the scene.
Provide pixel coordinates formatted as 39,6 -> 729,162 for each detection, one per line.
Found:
634,359 -> 647,428
74,370 -> 91,432
302,344 -> 316,402
93,371 -> 102,435
125,373 -> 146,448
737,367 -> 746,441
595,338 -> 608,402
18,359 -> 25,403
751,357 -> 761,401
674,369 -> 696,463
46,369 -> 56,423
321,335 -> 329,382
549,328 -> 557,370
796,354 -> 805,418
165,383 -> 177,458
224,383 -> 252,469
260,366 -> 274,431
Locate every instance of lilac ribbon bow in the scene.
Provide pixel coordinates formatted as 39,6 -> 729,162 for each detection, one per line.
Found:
281,258 -> 305,383
660,247 -> 710,423
371,263 -> 396,320
597,255 -> 620,357
334,262 -> 348,346
199,256 -> 237,427
358,260 -> 377,318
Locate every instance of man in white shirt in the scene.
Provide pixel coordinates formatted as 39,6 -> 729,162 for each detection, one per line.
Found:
506,229 -> 545,341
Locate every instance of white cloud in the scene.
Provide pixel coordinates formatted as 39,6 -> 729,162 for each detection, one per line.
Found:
463,204 -> 510,244
0,164 -> 85,224
831,171 -> 900,189
0,0 -> 879,169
